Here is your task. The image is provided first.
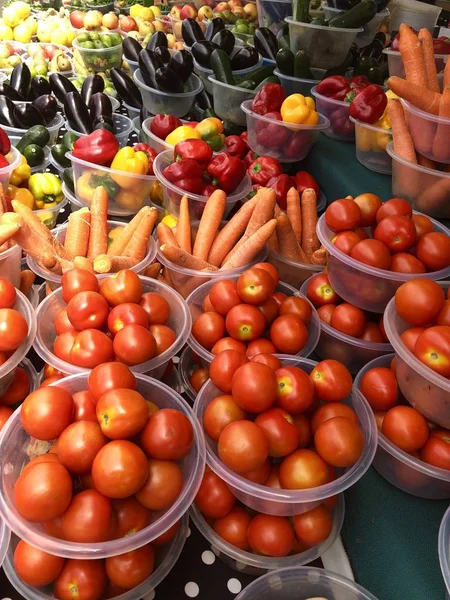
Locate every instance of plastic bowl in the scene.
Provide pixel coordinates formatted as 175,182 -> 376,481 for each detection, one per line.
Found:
355,353 -> 450,499
194,355 -> 377,516
383,48 -> 448,80
134,69 -> 202,118
33,276 -> 191,379
194,55 -> 263,95
402,98 -> 450,165
388,0 -> 441,34
34,196 -> 68,230
0,372 -> 204,558
257,0 -> 291,34
322,5 -> 389,47
350,116 -> 392,174
3,114 -> 64,146
286,17 -> 362,70
72,36 -> 123,72
241,100 -> 330,163
274,68 -> 323,97
208,76 -> 257,127
123,102 -> 141,120
153,149 -> 251,219
0,519 -> 10,569
439,506 -> 450,600
0,242 -> 21,288
316,212 -> 450,313
66,113 -> 133,148
267,247 -> 324,288
142,117 -> 174,154
311,86 -> 354,141
190,494 -> 345,575
0,147 -> 22,194
179,347 -> 203,403
1,356 -> 40,401
62,183 -> 131,221
187,278 -> 321,366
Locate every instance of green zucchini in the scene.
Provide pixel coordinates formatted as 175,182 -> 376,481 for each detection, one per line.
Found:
276,48 -> 295,76
293,50 -> 313,79
51,144 -> 71,168
62,131 -> 78,151
293,0 -> 310,23
278,35 -> 291,51
16,125 -> 50,154
203,108 -> 218,118
222,120 -> 246,136
62,167 -> 75,193
210,49 -> 235,86
329,0 -> 377,28
239,65 -> 274,86
23,144 -> 44,167
254,76 -> 280,91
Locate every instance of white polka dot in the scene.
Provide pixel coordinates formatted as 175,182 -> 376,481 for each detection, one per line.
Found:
144,591 -> 155,600
201,550 -> 216,565
187,527 -> 192,537
227,579 -> 242,595
184,582 -> 200,597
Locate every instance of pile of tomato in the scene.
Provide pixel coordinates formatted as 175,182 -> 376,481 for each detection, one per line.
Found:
0,277 -> 29,361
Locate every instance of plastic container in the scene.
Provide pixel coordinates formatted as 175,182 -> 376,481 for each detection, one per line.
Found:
187,278 -> 321,366
322,5 -> 389,47
286,17 -> 362,70
153,149 -> 252,219
72,35 -> 123,72
241,100 -> 329,163
48,153 -> 64,175
383,48 -> 448,80
350,116 -> 392,174
0,519 -> 10,569
2,114 -> 64,146
439,506 -> 450,600
234,566 -> 380,600
311,86 -> 354,141
208,76 -> 257,127
402,98 -> 450,165
267,247 -> 324,288
134,69 -> 202,118
62,183 -> 130,221
34,196 -> 68,230
3,356 -> 40,400
0,147 -> 22,195
387,0 -> 441,33
194,56 -> 263,95
0,372 -> 204,558
274,68 -> 322,97
0,242 -> 21,288
179,347 -> 203,403
190,494 -> 345,575
257,0 -> 291,34
316,212 -> 450,313
66,113 -> 133,148
194,355 -> 377,515
123,102 -> 141,120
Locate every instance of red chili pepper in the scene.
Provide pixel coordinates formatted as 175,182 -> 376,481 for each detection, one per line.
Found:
251,83 -> 286,115
207,153 -> 246,194
255,111 -> 288,149
243,149 -> 258,169
150,114 -> 183,140
294,171 -> 320,198
316,76 -> 350,101
248,156 -> 282,186
266,174 -> 296,210
134,143 -> 158,175
174,139 -> 213,165
201,184 -> 218,197
0,127 -> 10,156
225,135 -> 247,158
72,129 -> 119,166
349,84 -> 387,124
162,158 -> 204,184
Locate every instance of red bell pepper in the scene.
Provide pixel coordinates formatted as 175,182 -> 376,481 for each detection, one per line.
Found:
267,174 -> 296,210
162,158 -> 204,186
72,129 -> 119,167
201,184 -> 218,197
349,84 -> 387,124
316,76 -> 350,101
134,143 -> 157,175
207,153 -> 246,194
244,149 -> 258,169
150,114 -> 183,140
174,139 -> 213,165
0,154 -> 8,169
174,178 -> 205,194
294,171 -> 320,198
248,156 -> 282,186
240,131 -> 250,150
251,83 -> 285,115
330,106 -> 354,137
225,135 -> 247,158
349,75 -> 369,89
284,131 -> 312,161
0,127 -> 10,156
255,111 -> 288,149
185,121 -> 199,128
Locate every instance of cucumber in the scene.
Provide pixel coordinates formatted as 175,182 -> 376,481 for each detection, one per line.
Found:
23,144 -> 44,167
276,48 -> 295,76
16,125 -> 50,154
329,0 -> 377,28
293,0 -> 310,23
278,35 -> 291,51
51,144 -> 71,168
254,76 -> 280,91
293,50 -> 313,79
210,49 -> 235,86
239,65 -> 274,86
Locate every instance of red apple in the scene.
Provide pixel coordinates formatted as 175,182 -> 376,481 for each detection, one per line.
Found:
70,10 -> 86,29
102,12 -> 119,29
120,16 -> 137,32
180,3 -> 198,19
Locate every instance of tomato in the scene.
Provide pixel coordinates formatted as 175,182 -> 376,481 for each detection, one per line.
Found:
96,388 -> 148,440
306,273 -> 339,306
279,449 -> 329,490
0,277 -> 16,308
354,227 -> 369,240
310,360 -> 352,402
412,214 -> 434,239
62,268 -> 99,303
71,329 -> 114,368
254,407 -> 300,457
195,470 -> 236,518
437,300 -> 450,327
54,308 -> 76,335
14,540 -> 65,587
225,304 -> 266,341
24,453 -> 61,471
54,559 -> 107,600
113,324 -> 157,366
382,406 -> 429,452
400,327 -> 425,352
57,421 -> 107,474
100,270 -> 142,306
152,519 -> 180,546
311,403 -> 358,434
14,461 -> 72,522
259,296 -> 279,325
374,215 -> 417,253
21,386 -> 74,440
237,268 -> 276,305
246,338 -> 277,357
202,295 -> 215,312
135,458 -> 183,510
331,230 -> 362,256
209,280 -> 241,315
88,362 -> 137,403
279,297 -> 312,324
91,440 -> 148,499
376,197 -> 413,223
41,375 -> 65,387
414,326 -> 450,377
148,324 -> 176,355
140,408 -> 193,460
112,497 -> 151,538
291,414 -> 311,448
139,292 -> 170,325
0,308 -> 28,352
359,322 -> 385,343
251,353 -> 282,370
275,366 -> 315,414
54,331 -> 78,363
231,362 -> 277,413
325,198 -> 362,232
314,416 -> 364,467
107,303 -> 149,336
350,239 -> 391,270
293,505 -> 332,547
240,458 -> 271,484
317,304 -> 337,325
270,315 -> 308,354
360,367 -> 398,410
67,292 -> 109,331
390,253 -> 426,274
330,303 -> 366,337
395,279 -> 445,326
353,193 -> 382,227
61,489 -> 112,543
209,349 -> 249,393
213,506 -> 251,550
105,544 -> 154,589
247,514 -> 294,557
218,420 -> 269,473
0,405 -> 13,430
416,232 -> 450,272
190,366 -> 209,393
272,292 -> 288,308
420,429 -> 450,470
211,337 -> 246,354
265,465 -> 281,489
192,312 -> 226,349
253,262 -> 280,285
0,366 -> 30,405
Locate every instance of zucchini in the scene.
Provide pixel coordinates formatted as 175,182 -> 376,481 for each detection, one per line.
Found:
238,80 -> 256,90
278,35 -> 291,51
16,125 -> 50,154
276,48 -> 295,76
293,50 -> 313,79
329,0 -> 377,28
210,49 -> 235,86
293,0 -> 310,23
203,107 -> 217,118
51,144 -> 71,168
239,65 -> 274,86
62,131 -> 78,151
255,76 -> 280,91
62,167 -> 75,193
23,144 -> 44,167
222,120 -> 246,136
324,51 -> 354,76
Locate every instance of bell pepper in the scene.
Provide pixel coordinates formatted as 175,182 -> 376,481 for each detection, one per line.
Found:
244,149 -> 258,169
150,180 -> 163,207
266,174 -> 296,210
225,135 -> 247,158
0,127 -> 11,156
174,140 -> 213,166
248,156 -> 282,186
201,184 -> 218,197
163,159 -> 204,184
0,154 -> 9,169
256,112 -> 288,149
330,107 -> 354,137
349,84 -> 387,124
72,130 -> 119,167
251,83 -> 286,116
345,80 -> 370,104
316,76 -> 350,101
115,189 -> 146,211
110,147 -> 149,190
150,114 -> 183,140
349,75 -> 369,89
207,153 -> 246,194
195,117 -> 225,151
165,126 -> 201,147
10,154 -> 31,186
77,171 -> 120,204
7,185 -> 34,209
134,143 -> 158,175
281,94 -> 319,126
240,131 -> 250,150
294,171 -> 320,198
28,173 -> 63,207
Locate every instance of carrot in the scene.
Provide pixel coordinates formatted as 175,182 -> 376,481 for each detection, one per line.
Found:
175,195 -> 191,253
286,187 -> 302,246
399,24 -> 427,87
415,176 -> 450,216
445,57 -> 450,88
276,213 -> 308,262
193,189 -> 227,261
162,266 -> 175,288
268,232 -> 279,252
301,188 -> 320,258
73,256 -> 95,273
45,283 -> 52,296
19,270 -> 35,296
87,186 -> 108,259
64,208 -> 91,258
107,208 -> 146,256
388,99 -> 417,163
41,253 -> 62,274
157,222 -> 179,248
160,244 -> 219,271
311,247 -> 327,266
157,272 -> 170,285
0,223 -> 20,246
142,263 -> 161,278
123,207 -> 158,261
387,77 -> 442,115
93,254 -> 139,273
60,258 -> 75,273
418,29 -> 439,92
417,154 -> 437,169
432,86 -> 450,163
222,219 -> 277,269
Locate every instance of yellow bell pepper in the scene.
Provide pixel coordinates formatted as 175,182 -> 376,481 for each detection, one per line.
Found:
150,180 -> 163,207
10,155 -> 31,187
7,185 -> 34,209
28,173 -> 63,208
374,90 -> 398,130
195,118 -> 225,151
165,126 -> 201,146
281,94 -> 319,126
115,189 -> 146,211
110,147 -> 149,190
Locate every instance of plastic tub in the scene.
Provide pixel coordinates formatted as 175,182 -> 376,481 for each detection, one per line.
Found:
194,56 -> 263,95
274,68 -> 322,97
190,494 -> 345,575
142,117 -> 173,154
311,86 -> 354,141
267,247 -> 324,288
62,183 -> 129,221
286,17 -> 362,70
72,36 -> 123,72
187,278 -> 321,366
0,147 -> 22,194
383,48 -> 448,79
123,102 -> 141,120
194,355 -> 377,515
241,100 -> 330,163
322,5 -> 389,47
350,116 -> 392,174
387,0 -> 441,33
0,519 -> 10,569
34,196 -> 68,230
316,212 -> 450,313
153,149 -> 252,219
179,347 -> 203,403
439,506 -> 450,600
66,113 -> 133,148
134,69 -> 202,118
48,153 -> 64,176
257,0 -> 291,34
402,98 -> 450,165
0,373 -> 204,558
2,114 -> 64,147
208,76 -> 257,127
0,243 -> 21,288
1,356 -> 40,401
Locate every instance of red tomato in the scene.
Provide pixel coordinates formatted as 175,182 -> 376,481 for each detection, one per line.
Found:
272,292 -> 287,308
140,408 -> 193,460
279,296 -> 312,324
354,227 -> 369,240
311,403 -> 358,434
400,327 -> 426,352
0,405 -> 13,430
91,440 -> 148,498
62,489 -> 112,543
105,545 -> 154,589
359,322 -> 385,343
382,406 -> 429,452
374,215 -> 417,253
414,326 -> 450,377
314,416 -> 364,467
325,198 -> 362,232
293,413 -> 312,447
88,362 -> 137,403
14,540 -> 65,587
114,324 -> 157,366
412,214 -> 434,239
225,304 -> 266,341
96,389 -> 149,439
21,386 -> 74,440
139,292 -> 170,325
231,362 -> 277,413
0,308 -> 28,351
360,367 -> 398,410
203,394 -> 247,442
253,262 -> 279,285
0,277 -> 16,308
152,519 -> 180,546
310,360 -> 352,402
237,268 -> 276,305
251,353 -> 282,370
306,273 -> 339,307
266,465 -> 281,488
213,506 -> 252,550
317,304 -> 337,325
135,458 -> 183,510
331,230 -> 362,256
330,303 -> 366,337
57,421 -> 107,474
270,315 -> 308,354
211,337 -> 247,354
258,296 -> 279,324
390,253 -> 426,274
71,329 -> 114,368
107,303 -> 149,336
350,239 -> 391,270
254,407 -> 300,457
353,193 -> 382,226
437,300 -> 450,327
54,559 -> 107,600
279,448 -> 329,490
66,292 -> 109,331
376,198 -> 413,223
149,324 -> 176,355
192,312 -> 226,349
416,232 -> 450,272
275,366 -> 315,414
420,429 -> 450,470
247,514 -> 294,557
53,330 -> 78,362
246,338 -> 277,357
293,505 -> 333,547
0,366 -> 30,405
190,367 -> 209,393
202,294 -> 215,312
100,270 -> 142,306
62,268 -> 99,303
395,279 -> 445,326
209,280 -> 242,315
209,349 -> 249,393
240,458 -> 271,484
218,420 -> 269,473
195,470 -> 236,518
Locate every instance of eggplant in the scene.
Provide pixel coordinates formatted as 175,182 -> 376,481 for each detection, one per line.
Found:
89,92 -> 113,121
205,17 -> 225,41
182,18 -> 205,47
93,115 -> 115,133
211,29 -> 235,55
139,49 -> 164,88
192,40 -> 220,69
10,63 -> 31,100
168,50 -> 193,83
146,31 -> 168,51
196,88 -> 213,110
32,95 -> 58,125
0,83 -> 24,101
81,74 -> 104,107
0,96 -> 16,127
123,36 -> 142,62
231,46 -> 259,70
110,68 -> 142,109
254,27 -> 278,61
30,76 -> 51,101
50,73 -> 79,105
154,46 -> 172,65
155,67 -> 183,93
13,103 -> 44,128
64,92 -> 93,135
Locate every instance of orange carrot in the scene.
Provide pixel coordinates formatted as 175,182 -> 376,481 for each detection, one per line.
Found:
417,153 -> 437,169
418,29 -> 439,92
399,24 -> 427,87
19,269 -> 35,296
175,195 -> 192,254
311,247 -> 327,266
287,188 -> 302,246
93,254 -> 139,273
162,266 -> 175,288
160,244 -> 219,271
142,263 -> 161,278
415,176 -> 450,216
445,57 -> 450,88
73,256 -> 94,272
388,99 -> 417,163
301,188 -> 320,258
432,86 -> 450,163
87,186 -> 108,259
276,213 -> 308,262
387,77 -> 442,115
157,272 -> 170,285
0,223 -> 20,246
107,208 -> 145,256
193,189 -> 227,261
64,208 -> 91,258
123,207 -> 158,261
157,222 -> 179,248
222,219 -> 277,269
41,253 -> 62,274
268,232 -> 279,252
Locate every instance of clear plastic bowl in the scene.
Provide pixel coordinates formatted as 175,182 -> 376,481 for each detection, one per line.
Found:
1,114 -> 64,146
234,566 -> 380,600
153,149 -> 252,219
299,276 -> 393,374
311,86 -> 354,142
194,354 -> 377,516
134,69 -> 202,118
63,183 -> 133,222
0,147 -> 23,195
179,347 -> 202,403
241,100 -> 330,163
72,36 -> 123,72
316,212 -> 450,313
190,494 -> 345,575
382,48 -> 448,79
402,98 -> 450,165
208,76 -> 257,127
124,55 -> 139,75
33,275 -> 191,379
1,356 -> 40,401
355,353 -> 450,499
123,102 -> 141,120
0,519 -> 10,569
387,0 -> 441,34
142,117 -> 173,154
274,68 -> 322,97
286,17 -> 362,70
0,242 -> 21,288
439,506 -> 450,600
322,5 -> 389,47
187,278 -> 320,366
66,114 -> 133,148
350,116 -> 392,175
8,142 -> 51,174
267,247 -> 324,288
0,289 -> 37,397
48,153 -> 64,176
194,56 -> 263,95
257,0 -> 291,34
34,197 -> 68,230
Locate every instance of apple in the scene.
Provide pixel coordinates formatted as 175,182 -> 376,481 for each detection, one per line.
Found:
153,20 -> 165,32
173,41 -> 184,50
102,12 -> 119,29
84,10 -> 103,30
26,42 -> 42,57
169,4 -> 183,18
44,44 -> 61,59
127,30 -> 141,40
244,2 -> 257,19
232,6 -> 246,17
198,5 -> 213,20
180,3 -> 198,19
228,0 -> 243,8
120,16 -> 137,32
215,2 -> 230,12
166,33 -> 176,48
0,44 -> 10,59
138,20 -> 155,36
133,16 -> 144,25
69,10 -> 85,30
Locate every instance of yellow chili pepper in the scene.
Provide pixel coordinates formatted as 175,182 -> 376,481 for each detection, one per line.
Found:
165,125 -> 201,146
10,155 -> 31,186
110,147 -> 149,190
281,94 -> 319,126
7,185 -> 34,209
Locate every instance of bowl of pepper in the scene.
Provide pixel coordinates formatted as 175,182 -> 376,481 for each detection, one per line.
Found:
311,80 -> 354,142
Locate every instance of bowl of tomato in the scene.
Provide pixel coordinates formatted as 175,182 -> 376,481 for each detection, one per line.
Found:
439,506 -> 450,600
179,348 -> 209,403
0,358 -> 40,424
